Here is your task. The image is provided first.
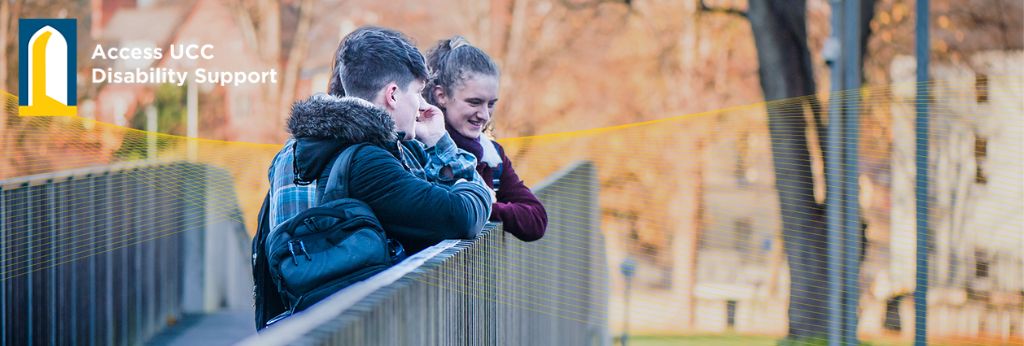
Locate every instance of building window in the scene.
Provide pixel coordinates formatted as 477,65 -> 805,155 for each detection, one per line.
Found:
975,74 -> 989,104
975,136 -> 987,184
975,250 -> 989,278
726,300 -> 738,329
734,218 -> 752,252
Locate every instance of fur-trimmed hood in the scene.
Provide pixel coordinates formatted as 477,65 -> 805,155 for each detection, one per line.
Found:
286,93 -> 398,183
288,93 -> 396,145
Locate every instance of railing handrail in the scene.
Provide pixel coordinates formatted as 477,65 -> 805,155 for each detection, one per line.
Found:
0,158 -> 183,189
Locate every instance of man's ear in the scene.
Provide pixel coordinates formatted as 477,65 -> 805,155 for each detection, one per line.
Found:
383,83 -> 400,110
433,85 -> 448,107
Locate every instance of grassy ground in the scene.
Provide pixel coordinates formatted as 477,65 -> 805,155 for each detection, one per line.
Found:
621,334 -> 1020,346
625,334 -> 779,346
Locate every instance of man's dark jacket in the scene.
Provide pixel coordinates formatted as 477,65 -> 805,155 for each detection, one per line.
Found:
253,94 -> 492,330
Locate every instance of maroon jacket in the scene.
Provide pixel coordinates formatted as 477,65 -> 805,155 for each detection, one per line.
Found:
448,128 -> 547,241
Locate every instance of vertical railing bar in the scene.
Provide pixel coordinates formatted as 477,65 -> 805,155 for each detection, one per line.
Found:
134,170 -> 143,344
146,168 -> 155,340
88,176 -> 97,346
25,184 -> 32,346
67,179 -> 76,346
123,170 -> 132,344
105,172 -> 114,346
0,185 -> 5,346
48,183 -> 57,345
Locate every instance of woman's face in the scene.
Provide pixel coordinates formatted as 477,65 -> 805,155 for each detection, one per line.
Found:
436,74 -> 499,139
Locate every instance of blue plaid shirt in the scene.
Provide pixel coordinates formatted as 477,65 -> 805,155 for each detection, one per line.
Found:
267,133 -> 478,230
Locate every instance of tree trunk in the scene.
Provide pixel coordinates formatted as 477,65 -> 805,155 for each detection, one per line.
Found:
258,0 -> 280,61
747,0 -> 829,340
278,0 -> 312,126
746,0 -> 875,340
1,0 -> 10,163
1,0 -> 8,94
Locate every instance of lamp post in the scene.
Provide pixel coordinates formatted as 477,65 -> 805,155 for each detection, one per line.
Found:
620,257 -> 636,346
913,1 -> 931,345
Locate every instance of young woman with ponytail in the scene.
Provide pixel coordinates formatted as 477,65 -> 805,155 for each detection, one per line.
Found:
423,36 -> 547,242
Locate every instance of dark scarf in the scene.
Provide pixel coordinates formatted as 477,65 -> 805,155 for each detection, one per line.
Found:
446,123 -> 484,160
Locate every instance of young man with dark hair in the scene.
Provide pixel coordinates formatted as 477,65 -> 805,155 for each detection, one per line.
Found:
254,26 -> 493,329
271,25 -> 492,252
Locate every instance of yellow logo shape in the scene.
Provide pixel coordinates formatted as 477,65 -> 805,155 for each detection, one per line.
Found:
19,26 -> 76,116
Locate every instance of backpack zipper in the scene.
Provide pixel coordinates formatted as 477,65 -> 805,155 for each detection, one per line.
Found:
297,241 -> 312,261
287,242 -> 298,265
287,240 -> 313,265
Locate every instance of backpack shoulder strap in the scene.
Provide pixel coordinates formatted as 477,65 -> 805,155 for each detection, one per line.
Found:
253,190 -> 286,330
320,143 -> 369,203
491,141 -> 504,190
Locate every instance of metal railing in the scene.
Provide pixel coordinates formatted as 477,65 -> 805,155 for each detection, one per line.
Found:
245,161 -> 608,345
0,161 -> 251,345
